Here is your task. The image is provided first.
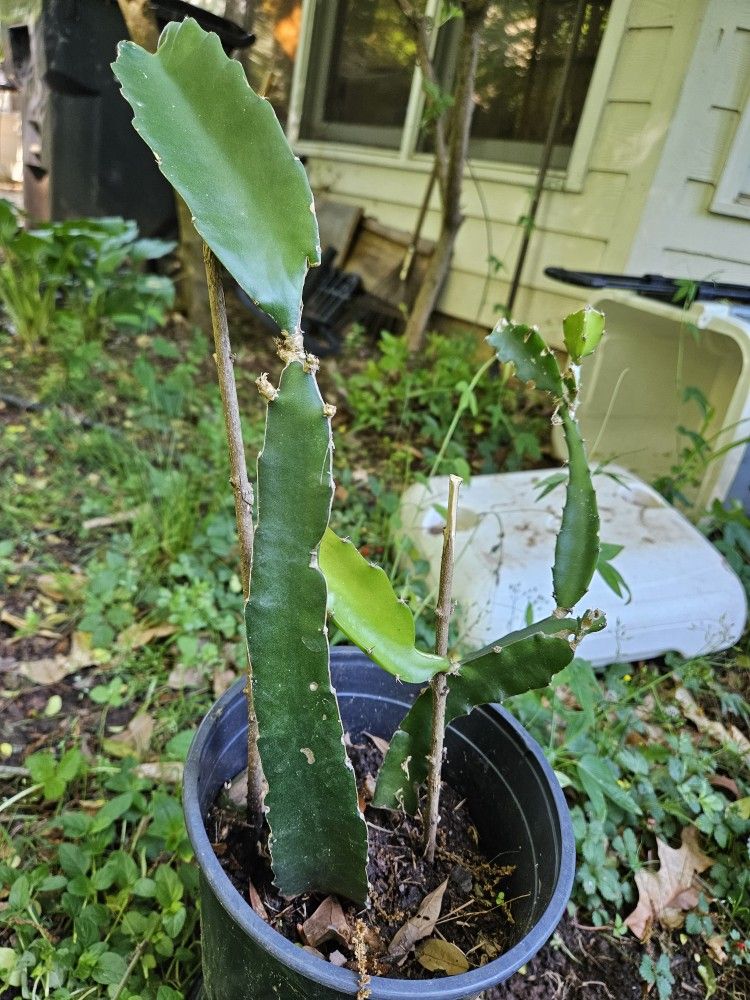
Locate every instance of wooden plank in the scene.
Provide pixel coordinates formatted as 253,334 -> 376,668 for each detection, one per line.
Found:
315,199 -> 363,267
343,221 -> 431,306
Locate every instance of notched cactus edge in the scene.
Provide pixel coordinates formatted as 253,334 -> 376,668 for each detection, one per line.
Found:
246,336 -> 368,904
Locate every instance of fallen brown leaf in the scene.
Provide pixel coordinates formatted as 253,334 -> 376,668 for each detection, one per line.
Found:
103,713 -> 155,759
302,896 -> 351,949
675,687 -> 750,762
625,827 -> 712,940
1,607 -> 61,640
388,879 -> 448,959
36,572 -> 86,602
213,667 -> 237,697
167,666 -> 202,689
225,768 -> 248,807
364,732 -> 389,757
118,622 -> 178,650
134,761 -> 183,784
707,934 -> 728,965
18,631 -> 107,685
248,879 -> 269,921
417,938 -> 470,975
709,774 -> 740,798
302,946 -> 326,960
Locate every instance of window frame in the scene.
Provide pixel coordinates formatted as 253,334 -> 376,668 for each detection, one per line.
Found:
286,0 -> 632,191
711,100 -> 750,221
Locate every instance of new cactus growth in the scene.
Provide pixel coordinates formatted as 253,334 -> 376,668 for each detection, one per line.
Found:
113,16 -> 606,920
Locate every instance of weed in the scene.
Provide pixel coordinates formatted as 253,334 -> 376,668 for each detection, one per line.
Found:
0,201 -> 174,354
0,757 -> 199,999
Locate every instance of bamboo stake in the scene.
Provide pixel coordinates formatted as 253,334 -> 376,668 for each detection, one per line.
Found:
424,474 -> 462,862
203,243 -> 264,833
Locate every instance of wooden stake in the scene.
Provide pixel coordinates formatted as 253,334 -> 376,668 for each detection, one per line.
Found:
424,474 -> 462,862
203,243 -> 264,833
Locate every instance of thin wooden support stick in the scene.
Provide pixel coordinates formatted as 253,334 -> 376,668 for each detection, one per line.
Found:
203,243 -> 264,833
423,473 -> 462,862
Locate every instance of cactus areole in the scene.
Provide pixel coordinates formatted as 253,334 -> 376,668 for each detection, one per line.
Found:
114,17 -> 607,993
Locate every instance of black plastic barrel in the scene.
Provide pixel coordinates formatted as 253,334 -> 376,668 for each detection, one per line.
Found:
184,647 -> 575,999
10,0 -> 252,235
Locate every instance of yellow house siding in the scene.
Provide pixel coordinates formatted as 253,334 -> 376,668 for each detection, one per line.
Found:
627,1 -> 750,280
303,0 -> 707,340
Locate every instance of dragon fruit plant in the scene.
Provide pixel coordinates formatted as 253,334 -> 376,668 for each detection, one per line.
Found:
113,18 -> 605,907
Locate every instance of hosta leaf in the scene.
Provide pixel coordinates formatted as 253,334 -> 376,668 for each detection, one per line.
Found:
246,356 -> 367,903
113,18 -> 319,332
319,529 -> 449,684
373,632 -> 574,812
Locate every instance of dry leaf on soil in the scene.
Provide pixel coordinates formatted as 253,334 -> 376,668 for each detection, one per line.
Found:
301,896 -> 351,949
625,826 -> 712,940
103,713 -> 155,760
1,607 -> 61,639
364,732 -> 389,757
134,761 -> 183,784
36,572 -> 86,602
709,774 -> 740,798
167,666 -> 202,689
248,879 -> 269,921
675,686 -> 750,762
213,667 -> 237,697
417,938 -> 470,975
707,935 -> 728,965
18,631 -> 108,685
117,622 -> 178,650
388,879 -> 448,959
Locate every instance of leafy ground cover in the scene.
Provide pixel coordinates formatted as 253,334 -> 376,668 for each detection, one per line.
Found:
1,210 -> 749,998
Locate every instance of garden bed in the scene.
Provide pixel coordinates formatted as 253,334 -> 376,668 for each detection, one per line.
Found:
1,271 -> 750,998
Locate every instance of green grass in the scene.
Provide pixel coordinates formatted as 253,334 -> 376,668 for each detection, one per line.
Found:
1,259 -> 750,998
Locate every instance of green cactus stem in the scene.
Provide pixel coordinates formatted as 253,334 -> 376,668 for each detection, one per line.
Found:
246,339 -> 368,903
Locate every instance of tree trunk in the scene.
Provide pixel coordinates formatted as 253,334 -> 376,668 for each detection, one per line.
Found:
116,0 -> 159,51
403,1 -> 489,353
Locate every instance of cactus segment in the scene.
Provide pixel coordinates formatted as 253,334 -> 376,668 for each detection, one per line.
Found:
563,307 -> 605,364
487,320 -> 564,399
319,529 -> 450,684
553,407 -> 600,611
459,613 -> 583,664
488,313 -> 602,612
112,18 -> 320,333
246,358 -> 367,903
372,631 -> 575,812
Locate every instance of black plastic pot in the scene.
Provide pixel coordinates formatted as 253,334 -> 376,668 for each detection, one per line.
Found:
184,647 -> 575,1000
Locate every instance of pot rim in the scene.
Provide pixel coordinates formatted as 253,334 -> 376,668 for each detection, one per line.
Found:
184,668 -> 575,999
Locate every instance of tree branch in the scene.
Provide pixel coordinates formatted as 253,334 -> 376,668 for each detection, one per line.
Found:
402,0 -> 490,351
393,0 -> 448,197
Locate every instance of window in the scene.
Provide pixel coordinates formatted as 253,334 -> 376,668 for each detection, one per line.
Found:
468,0 -> 611,167
242,1 -> 302,128
296,0 -> 610,168
300,0 -> 419,148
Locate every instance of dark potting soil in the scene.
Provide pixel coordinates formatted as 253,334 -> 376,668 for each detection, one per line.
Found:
207,734 -> 517,982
